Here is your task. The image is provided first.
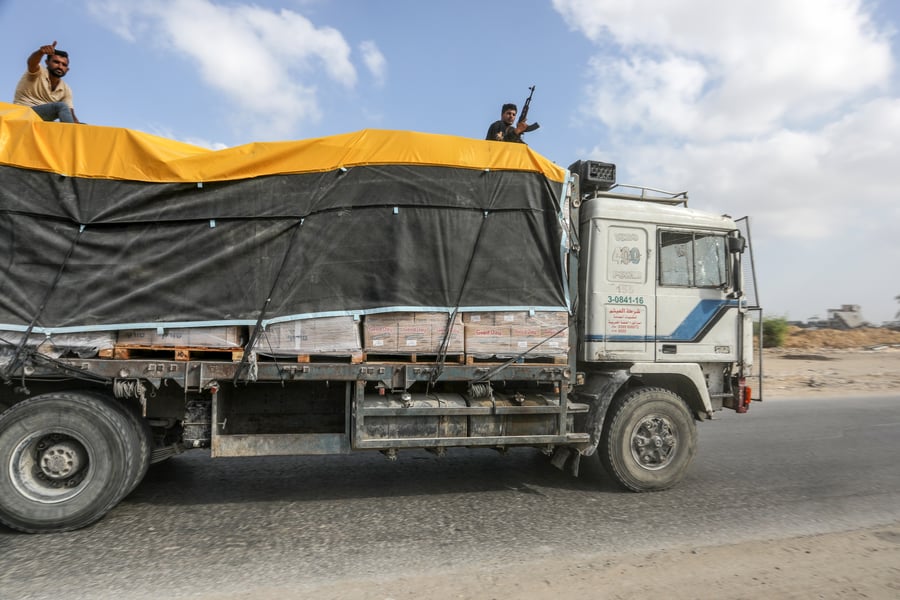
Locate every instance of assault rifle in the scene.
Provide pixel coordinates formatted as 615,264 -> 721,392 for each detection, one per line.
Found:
518,85 -> 540,133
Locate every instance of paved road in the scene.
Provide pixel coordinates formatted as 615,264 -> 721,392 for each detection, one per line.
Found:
2,394 -> 899,599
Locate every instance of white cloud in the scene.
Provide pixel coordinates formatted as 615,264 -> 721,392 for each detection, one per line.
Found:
611,97 -> 900,241
359,40 -> 387,86
585,54 -> 709,137
554,0 -> 892,139
554,0 -> 900,321
555,0 -> 897,235
88,0 -> 360,135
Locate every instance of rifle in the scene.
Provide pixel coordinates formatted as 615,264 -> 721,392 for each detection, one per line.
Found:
518,85 -> 540,133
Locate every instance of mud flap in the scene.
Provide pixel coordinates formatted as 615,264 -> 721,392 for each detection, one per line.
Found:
550,446 -> 582,476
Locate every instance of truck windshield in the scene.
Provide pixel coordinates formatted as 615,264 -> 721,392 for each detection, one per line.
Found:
659,231 -> 727,288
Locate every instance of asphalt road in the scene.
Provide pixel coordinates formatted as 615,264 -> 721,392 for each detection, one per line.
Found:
2,394 -> 899,599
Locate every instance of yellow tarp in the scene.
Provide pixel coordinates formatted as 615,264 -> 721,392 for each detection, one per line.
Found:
0,101 -> 566,183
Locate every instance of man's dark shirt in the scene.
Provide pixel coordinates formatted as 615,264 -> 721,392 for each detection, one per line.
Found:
485,120 -> 522,143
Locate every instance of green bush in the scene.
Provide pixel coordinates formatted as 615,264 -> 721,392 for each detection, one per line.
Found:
759,316 -> 789,348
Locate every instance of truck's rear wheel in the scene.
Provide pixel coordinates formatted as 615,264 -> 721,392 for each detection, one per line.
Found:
83,391 -> 151,496
0,392 -> 136,533
599,387 -> 696,492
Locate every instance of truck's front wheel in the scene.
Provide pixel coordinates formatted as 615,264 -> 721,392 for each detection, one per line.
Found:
0,392 -> 136,533
599,387 -> 696,492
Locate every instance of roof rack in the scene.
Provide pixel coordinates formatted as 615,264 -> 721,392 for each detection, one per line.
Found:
589,183 -> 688,206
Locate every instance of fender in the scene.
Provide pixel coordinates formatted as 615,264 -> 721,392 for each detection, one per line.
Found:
629,362 -> 713,414
573,362 -> 712,459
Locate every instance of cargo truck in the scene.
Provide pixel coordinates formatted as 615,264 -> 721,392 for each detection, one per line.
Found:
0,102 -> 761,533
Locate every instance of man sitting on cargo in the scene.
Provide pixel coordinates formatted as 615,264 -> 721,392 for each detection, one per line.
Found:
485,103 -> 528,143
12,41 -> 80,123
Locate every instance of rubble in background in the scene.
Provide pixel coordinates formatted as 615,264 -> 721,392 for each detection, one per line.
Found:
781,326 -> 900,350
791,304 -> 870,330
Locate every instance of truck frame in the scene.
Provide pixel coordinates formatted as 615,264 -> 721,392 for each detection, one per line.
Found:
0,106 -> 761,533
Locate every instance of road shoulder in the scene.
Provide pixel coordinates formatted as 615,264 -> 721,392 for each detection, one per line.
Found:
212,522 -> 900,599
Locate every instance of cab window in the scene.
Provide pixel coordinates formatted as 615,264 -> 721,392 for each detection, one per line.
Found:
659,231 -> 727,287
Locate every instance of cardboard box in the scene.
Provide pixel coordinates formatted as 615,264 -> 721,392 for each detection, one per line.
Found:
364,312 -> 464,353
364,323 -> 396,351
510,326 -> 543,351
540,327 -> 569,355
254,317 -> 361,354
464,325 -> 512,355
462,311 -> 568,327
462,312 -> 498,325
465,314 -> 570,357
465,311 -> 569,357
0,331 -> 116,362
116,326 -> 244,348
509,323 -> 569,356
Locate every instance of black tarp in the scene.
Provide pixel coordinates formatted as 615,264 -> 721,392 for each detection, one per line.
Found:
0,163 -> 568,333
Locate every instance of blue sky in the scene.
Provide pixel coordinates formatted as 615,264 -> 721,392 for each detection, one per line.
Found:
2,0 -> 899,324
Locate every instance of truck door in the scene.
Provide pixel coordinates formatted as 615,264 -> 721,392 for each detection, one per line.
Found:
655,229 -> 740,362
582,219 -> 656,362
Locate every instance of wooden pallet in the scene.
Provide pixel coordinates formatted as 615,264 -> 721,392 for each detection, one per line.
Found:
362,352 -> 466,364
99,345 -> 244,362
465,354 -> 568,365
256,352 -> 364,364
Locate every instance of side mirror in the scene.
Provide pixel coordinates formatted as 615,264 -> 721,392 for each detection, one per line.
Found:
727,235 -> 746,254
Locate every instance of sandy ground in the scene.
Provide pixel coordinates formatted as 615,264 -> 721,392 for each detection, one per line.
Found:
260,342 -> 900,600
273,524 -> 900,600
761,344 -> 900,399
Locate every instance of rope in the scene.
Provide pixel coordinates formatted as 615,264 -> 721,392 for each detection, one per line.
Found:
1,224 -> 85,383
233,219 -> 303,385
471,324 -> 569,384
428,210 -> 490,392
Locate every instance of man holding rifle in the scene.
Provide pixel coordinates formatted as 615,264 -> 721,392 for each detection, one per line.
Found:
485,86 -> 539,143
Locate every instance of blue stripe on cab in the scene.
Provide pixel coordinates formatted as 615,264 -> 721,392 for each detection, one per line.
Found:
586,299 -> 738,343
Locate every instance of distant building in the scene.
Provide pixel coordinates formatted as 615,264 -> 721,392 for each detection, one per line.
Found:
887,295 -> 900,330
826,304 -> 868,329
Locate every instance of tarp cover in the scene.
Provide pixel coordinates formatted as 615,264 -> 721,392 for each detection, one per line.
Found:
0,102 -> 569,333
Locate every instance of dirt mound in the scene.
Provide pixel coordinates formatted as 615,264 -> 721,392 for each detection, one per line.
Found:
782,326 -> 900,350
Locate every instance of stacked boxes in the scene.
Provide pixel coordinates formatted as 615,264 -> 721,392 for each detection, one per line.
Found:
463,311 -> 569,357
364,312 -> 464,354
116,326 -> 244,348
465,328 -> 511,355
0,332 -> 116,366
254,316 -> 361,355
3,312 -> 568,364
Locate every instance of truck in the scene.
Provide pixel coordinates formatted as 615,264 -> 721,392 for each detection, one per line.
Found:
0,101 -> 761,533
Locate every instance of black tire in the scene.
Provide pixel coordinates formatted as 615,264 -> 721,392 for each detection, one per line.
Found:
83,391 -> 151,496
0,392 -> 136,533
599,387 -> 697,492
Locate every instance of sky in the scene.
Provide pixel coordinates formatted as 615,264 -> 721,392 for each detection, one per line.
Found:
2,0 -> 899,324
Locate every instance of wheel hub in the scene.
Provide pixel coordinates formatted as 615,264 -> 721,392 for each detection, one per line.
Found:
630,415 -> 677,471
9,432 -> 91,503
39,441 -> 85,480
